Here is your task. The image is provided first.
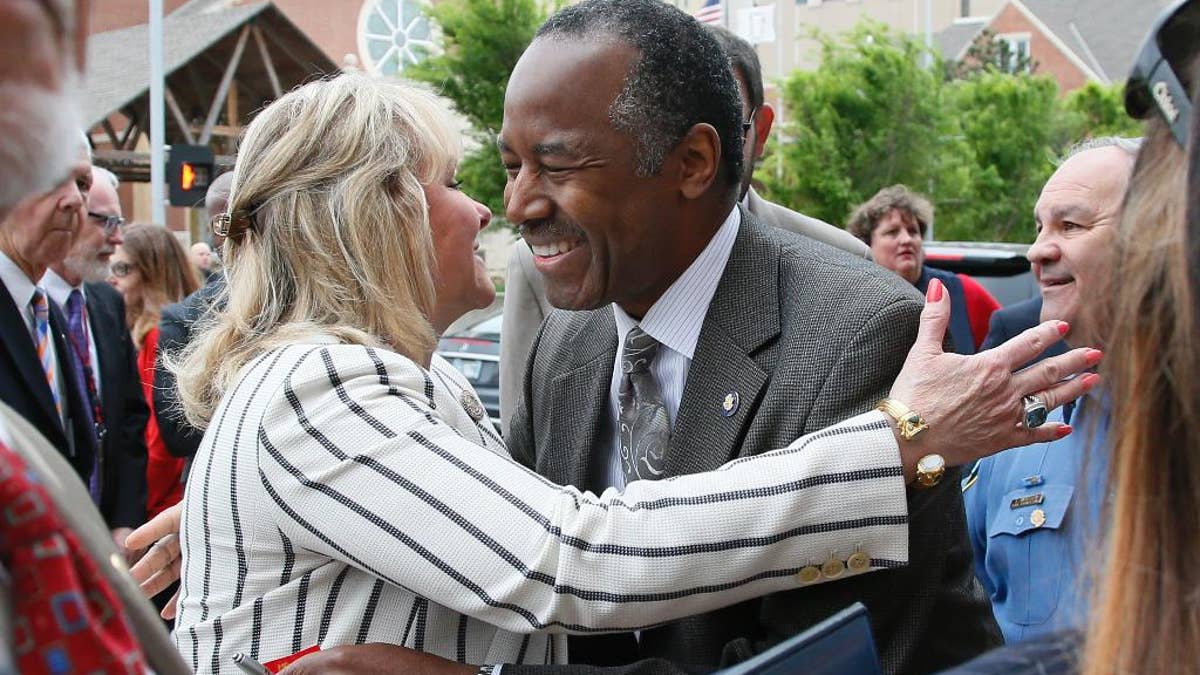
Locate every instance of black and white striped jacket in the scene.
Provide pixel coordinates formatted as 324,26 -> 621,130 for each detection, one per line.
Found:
175,340 -> 908,673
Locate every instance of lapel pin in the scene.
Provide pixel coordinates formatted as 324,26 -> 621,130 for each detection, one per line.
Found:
459,391 -> 486,422
721,391 -> 739,417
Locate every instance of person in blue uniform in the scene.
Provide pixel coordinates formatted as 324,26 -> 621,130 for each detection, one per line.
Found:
963,136 -> 1138,643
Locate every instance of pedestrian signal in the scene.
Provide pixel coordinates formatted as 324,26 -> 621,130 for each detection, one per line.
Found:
168,144 -> 214,207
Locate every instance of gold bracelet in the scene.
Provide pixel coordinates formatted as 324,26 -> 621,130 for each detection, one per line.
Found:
876,398 -> 929,442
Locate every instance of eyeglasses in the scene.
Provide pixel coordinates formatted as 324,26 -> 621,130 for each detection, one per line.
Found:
741,106 -> 758,137
109,261 -> 133,278
1125,0 -> 1199,147
87,211 -> 125,235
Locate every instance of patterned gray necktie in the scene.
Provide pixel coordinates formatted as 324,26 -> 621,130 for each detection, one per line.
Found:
618,326 -> 670,483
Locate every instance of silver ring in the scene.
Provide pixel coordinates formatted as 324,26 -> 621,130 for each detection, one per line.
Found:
1022,394 -> 1049,429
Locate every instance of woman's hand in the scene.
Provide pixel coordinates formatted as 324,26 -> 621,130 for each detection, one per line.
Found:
125,501 -> 184,618
280,644 -> 475,675
890,278 -> 1102,480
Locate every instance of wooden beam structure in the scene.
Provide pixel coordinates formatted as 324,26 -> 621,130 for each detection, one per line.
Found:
199,24 -> 251,145
165,87 -> 197,145
252,24 -> 283,98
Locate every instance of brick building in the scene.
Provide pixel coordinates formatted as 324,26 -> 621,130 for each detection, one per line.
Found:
938,0 -> 1169,93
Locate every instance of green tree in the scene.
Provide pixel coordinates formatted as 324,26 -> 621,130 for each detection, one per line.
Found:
759,21 -> 1130,243
759,24 -> 973,230
1062,82 -> 1144,139
407,0 -> 547,216
941,71 -> 1068,242
946,29 -> 1036,80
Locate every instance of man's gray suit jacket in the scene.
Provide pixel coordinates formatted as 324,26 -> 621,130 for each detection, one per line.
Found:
498,190 -> 868,437
505,212 -> 1001,675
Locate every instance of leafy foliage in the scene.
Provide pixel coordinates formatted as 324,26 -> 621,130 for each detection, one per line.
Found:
759,23 -> 1140,243
407,0 -> 547,217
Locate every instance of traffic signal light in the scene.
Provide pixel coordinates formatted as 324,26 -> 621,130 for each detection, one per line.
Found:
167,144 -> 214,207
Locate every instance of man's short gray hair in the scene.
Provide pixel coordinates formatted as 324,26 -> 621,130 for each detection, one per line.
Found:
93,166 -> 119,190
78,129 -> 92,161
1060,136 -> 1142,163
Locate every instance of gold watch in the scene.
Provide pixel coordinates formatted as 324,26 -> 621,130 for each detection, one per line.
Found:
914,453 -> 946,488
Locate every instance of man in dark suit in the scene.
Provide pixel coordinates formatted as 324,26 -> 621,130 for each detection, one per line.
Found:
0,141 -> 98,499
44,165 -> 148,556
980,296 -> 1068,366
153,170 -> 232,461
497,2 -> 999,673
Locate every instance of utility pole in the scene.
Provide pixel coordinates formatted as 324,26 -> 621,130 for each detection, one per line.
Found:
149,0 -> 166,226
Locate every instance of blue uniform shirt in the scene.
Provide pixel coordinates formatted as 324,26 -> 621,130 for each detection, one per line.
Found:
962,396 -> 1109,644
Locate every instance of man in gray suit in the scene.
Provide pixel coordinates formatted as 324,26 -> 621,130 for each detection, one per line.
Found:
498,2 -> 999,674
497,26 -> 868,437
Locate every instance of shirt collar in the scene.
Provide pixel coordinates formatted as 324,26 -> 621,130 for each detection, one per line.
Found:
613,206 -> 741,360
0,250 -> 38,311
40,269 -> 83,309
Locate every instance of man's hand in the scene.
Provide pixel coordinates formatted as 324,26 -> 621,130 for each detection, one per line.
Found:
125,502 -> 183,618
279,644 -> 476,675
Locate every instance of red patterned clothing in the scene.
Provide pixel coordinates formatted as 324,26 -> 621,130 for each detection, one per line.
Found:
0,440 -> 148,673
139,327 -> 184,518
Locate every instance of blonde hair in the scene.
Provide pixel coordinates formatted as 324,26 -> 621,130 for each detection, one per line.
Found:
173,74 -> 459,427
1082,72 -> 1200,674
119,224 -> 200,345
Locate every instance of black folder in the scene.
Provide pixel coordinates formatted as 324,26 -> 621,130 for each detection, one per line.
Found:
715,603 -> 881,675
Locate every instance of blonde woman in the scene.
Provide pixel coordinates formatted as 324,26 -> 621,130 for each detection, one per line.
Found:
133,73 -> 1096,674
108,224 -> 200,517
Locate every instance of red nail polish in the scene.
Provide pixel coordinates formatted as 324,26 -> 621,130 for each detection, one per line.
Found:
1081,373 -> 1101,387
1055,425 -> 1073,439
928,278 -> 944,303
1057,322 -> 1070,336
1085,349 -> 1103,364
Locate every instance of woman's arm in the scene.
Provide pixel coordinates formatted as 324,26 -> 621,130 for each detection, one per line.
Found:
259,343 -> 908,635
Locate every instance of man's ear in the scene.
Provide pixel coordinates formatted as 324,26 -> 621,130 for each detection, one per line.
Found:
675,123 -> 721,200
753,103 -> 775,160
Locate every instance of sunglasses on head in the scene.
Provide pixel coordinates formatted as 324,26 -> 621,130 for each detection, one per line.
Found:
1125,0 -> 1200,147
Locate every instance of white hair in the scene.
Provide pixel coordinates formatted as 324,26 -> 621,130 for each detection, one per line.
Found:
93,166 -> 119,189
1061,136 -> 1143,163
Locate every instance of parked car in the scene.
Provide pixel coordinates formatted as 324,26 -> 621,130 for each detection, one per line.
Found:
437,310 -> 502,429
923,241 -> 1037,307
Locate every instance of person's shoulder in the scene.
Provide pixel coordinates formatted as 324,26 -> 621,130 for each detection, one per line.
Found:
760,222 -> 921,309
751,195 -> 871,259
83,280 -> 122,306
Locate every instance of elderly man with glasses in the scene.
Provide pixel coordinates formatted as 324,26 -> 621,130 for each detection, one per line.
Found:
41,163 -> 149,561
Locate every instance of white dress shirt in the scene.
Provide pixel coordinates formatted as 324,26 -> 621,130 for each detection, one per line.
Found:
0,251 -> 66,423
42,269 -> 102,399
603,207 -> 741,489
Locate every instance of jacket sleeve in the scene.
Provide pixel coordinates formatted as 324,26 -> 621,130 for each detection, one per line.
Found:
108,312 -> 149,528
259,345 -> 910,636
153,302 -> 205,458
500,243 -> 546,438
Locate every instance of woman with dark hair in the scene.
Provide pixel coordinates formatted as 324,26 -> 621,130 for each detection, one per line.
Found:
846,185 -> 1000,354
109,224 -> 200,517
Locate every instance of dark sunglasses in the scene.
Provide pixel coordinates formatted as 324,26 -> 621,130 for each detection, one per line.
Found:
109,261 -> 133,278
1125,0 -> 1200,147
87,211 -> 125,235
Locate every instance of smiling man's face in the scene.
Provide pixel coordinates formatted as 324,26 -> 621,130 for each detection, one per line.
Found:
1028,145 -> 1134,346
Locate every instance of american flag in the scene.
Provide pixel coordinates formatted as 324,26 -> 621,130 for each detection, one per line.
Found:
694,0 -> 723,25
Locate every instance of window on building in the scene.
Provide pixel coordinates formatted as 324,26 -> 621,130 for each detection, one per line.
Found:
357,0 -> 437,77
997,32 -> 1032,73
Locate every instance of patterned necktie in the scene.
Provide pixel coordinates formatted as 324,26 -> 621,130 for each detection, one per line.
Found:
618,326 -> 671,483
31,289 -> 62,421
65,289 -> 102,504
